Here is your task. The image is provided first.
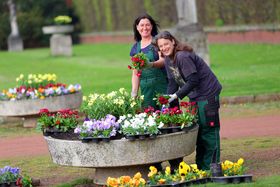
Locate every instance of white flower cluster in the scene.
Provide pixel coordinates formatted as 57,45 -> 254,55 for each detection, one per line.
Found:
118,113 -> 163,136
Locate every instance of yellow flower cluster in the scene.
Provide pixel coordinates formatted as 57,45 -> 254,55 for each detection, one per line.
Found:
148,162 -> 208,185
107,172 -> 146,187
16,73 -> 56,88
54,15 -> 72,25
178,162 -> 207,181
222,158 -> 245,176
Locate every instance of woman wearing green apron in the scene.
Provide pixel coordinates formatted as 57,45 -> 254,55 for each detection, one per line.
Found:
130,14 -> 167,110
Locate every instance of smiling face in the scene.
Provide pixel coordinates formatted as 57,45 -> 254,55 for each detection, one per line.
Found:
157,38 -> 175,57
137,18 -> 153,38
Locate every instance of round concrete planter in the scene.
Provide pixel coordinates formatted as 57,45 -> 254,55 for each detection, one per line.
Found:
42,25 -> 74,35
0,92 -> 82,127
44,124 -> 199,184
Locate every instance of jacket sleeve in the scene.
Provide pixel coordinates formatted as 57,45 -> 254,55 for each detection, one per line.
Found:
176,73 -> 199,99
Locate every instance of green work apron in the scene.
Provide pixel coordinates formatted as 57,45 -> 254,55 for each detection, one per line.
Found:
137,42 -> 167,109
195,96 -> 221,170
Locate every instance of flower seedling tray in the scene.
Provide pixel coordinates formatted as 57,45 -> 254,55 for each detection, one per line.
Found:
0,182 -> 17,187
125,134 -> 158,141
182,125 -> 195,132
211,174 -> 253,184
80,137 -> 111,143
159,126 -> 182,134
148,177 -> 211,187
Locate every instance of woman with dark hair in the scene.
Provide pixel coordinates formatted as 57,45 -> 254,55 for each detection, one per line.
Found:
130,15 -> 183,172
154,31 -> 222,170
130,13 -> 167,109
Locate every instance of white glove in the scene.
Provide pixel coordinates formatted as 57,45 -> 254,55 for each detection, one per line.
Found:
168,93 -> 178,103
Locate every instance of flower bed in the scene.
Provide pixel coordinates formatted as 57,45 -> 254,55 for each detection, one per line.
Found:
37,88 -> 198,141
0,73 -> 81,101
37,108 -> 79,140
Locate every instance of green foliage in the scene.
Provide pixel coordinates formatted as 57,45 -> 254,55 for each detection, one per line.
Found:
0,12 -> 10,49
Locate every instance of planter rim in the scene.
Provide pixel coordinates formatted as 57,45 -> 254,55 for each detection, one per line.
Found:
42,25 -> 74,34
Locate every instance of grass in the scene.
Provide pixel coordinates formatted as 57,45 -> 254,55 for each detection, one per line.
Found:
0,43 -> 280,97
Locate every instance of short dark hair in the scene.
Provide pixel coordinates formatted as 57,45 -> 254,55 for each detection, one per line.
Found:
132,13 -> 160,42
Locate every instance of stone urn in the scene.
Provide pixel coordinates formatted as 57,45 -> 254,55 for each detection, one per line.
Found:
0,92 -> 82,127
42,25 -> 74,56
44,124 -> 199,185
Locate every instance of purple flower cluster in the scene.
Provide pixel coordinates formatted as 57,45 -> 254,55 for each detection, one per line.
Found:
0,166 -> 20,183
74,114 -> 119,138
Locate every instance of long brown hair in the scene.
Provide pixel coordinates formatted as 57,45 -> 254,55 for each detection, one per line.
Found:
154,31 -> 193,59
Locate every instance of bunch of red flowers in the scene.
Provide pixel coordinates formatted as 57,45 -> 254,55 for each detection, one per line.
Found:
128,52 -> 149,77
153,94 -> 170,108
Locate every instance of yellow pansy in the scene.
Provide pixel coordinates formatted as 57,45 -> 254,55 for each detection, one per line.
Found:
133,172 -> 142,180
237,158 -> 244,166
165,166 -> 171,175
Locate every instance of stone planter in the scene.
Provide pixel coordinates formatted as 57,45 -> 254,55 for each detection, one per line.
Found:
42,25 -> 74,56
44,124 -> 199,185
0,92 -> 82,127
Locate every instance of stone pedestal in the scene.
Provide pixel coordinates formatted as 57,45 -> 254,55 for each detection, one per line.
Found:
42,25 -> 74,57
8,35 -> 23,52
50,34 -> 72,56
44,125 -> 199,185
0,92 -> 82,127
171,23 -> 210,66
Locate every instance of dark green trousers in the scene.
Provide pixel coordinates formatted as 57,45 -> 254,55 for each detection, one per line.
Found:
195,96 -> 221,170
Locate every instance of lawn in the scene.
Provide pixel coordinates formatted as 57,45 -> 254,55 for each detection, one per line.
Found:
0,43 -> 280,97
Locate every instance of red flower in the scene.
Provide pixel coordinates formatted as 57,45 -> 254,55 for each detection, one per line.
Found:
39,108 -> 49,114
128,65 -> 132,69
144,106 -> 155,114
158,96 -> 169,105
16,178 -> 23,187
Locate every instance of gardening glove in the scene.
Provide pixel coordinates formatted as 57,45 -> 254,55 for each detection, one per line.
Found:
168,93 -> 178,103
